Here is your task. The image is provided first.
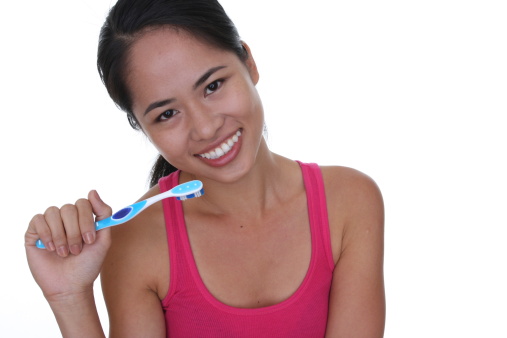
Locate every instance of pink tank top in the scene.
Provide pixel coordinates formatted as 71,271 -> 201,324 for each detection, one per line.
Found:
159,162 -> 335,337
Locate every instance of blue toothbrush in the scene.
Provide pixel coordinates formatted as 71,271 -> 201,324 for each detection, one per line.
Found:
35,180 -> 204,249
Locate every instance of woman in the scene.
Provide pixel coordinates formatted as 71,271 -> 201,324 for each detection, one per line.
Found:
25,0 -> 385,336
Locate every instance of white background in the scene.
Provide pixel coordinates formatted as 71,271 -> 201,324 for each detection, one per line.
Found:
1,0 -> 506,337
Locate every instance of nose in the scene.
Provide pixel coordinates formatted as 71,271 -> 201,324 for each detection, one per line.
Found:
188,104 -> 224,141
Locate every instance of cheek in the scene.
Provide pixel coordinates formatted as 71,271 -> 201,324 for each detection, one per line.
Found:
243,89 -> 264,126
141,128 -> 159,146
225,85 -> 262,121
143,128 -> 179,156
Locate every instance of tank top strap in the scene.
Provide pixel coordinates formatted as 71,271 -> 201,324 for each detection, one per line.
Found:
158,171 -> 189,307
296,161 -> 335,271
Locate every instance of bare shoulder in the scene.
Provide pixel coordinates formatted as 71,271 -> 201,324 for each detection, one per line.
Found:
320,166 -> 386,335
320,165 -> 383,216
321,166 -> 386,335
100,184 -> 168,336
319,166 -> 384,262
320,165 -> 381,195
102,183 -> 168,293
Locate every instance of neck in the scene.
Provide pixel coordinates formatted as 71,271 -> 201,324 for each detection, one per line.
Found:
182,149 -> 301,219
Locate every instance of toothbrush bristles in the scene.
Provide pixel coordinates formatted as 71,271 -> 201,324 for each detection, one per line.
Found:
176,188 -> 204,201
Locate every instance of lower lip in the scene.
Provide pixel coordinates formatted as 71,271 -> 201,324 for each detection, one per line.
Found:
196,133 -> 242,167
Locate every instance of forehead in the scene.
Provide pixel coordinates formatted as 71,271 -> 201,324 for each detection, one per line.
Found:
126,28 -> 238,112
128,28 -> 234,83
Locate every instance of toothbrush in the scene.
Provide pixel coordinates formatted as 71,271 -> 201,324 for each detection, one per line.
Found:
35,180 -> 204,249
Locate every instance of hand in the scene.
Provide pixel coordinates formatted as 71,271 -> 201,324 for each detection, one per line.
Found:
25,190 -> 112,302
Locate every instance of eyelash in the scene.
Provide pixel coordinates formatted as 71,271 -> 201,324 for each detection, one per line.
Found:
156,79 -> 224,122
158,109 -> 178,121
205,79 -> 223,96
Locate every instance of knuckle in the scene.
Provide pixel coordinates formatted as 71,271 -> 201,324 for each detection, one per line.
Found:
30,214 -> 50,236
67,233 -> 83,245
75,198 -> 91,208
44,206 -> 60,217
37,228 -> 52,239
30,213 -> 45,226
40,232 -> 52,240
60,205 -> 79,221
27,215 -> 55,246
60,203 -> 77,213
51,233 -> 67,245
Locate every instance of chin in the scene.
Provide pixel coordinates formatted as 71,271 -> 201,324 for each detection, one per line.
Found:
196,154 -> 257,184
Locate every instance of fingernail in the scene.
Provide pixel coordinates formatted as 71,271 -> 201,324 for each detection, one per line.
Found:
57,246 -> 69,257
70,244 -> 82,255
83,232 -> 95,244
47,241 -> 56,252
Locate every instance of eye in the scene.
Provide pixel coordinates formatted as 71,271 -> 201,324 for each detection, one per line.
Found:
205,80 -> 223,96
158,109 -> 178,121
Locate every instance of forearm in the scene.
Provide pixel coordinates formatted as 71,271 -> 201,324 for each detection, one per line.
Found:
48,290 -> 105,338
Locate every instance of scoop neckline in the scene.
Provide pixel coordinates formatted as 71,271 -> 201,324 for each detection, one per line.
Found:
174,165 -> 318,315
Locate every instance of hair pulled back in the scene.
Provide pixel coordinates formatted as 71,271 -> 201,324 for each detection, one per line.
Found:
97,0 -> 248,187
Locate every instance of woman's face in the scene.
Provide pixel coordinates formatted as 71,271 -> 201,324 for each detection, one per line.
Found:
127,28 -> 264,183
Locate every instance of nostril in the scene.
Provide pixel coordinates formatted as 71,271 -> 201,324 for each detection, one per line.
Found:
190,114 -> 225,141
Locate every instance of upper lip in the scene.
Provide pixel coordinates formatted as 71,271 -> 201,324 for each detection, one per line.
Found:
194,129 -> 240,156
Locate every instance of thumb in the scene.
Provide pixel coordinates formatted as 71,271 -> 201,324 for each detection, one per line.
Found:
86,190 -> 112,251
88,190 -> 113,221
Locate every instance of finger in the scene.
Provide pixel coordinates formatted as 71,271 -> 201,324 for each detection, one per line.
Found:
88,190 -> 112,221
44,206 -> 69,257
60,204 -> 82,255
27,214 -> 56,251
76,198 -> 96,245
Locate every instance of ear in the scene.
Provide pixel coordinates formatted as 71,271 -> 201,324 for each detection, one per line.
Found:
241,41 -> 259,85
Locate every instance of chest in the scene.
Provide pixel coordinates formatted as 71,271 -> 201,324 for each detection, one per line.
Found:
184,198 -> 312,308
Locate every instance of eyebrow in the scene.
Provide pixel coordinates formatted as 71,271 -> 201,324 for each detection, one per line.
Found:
143,65 -> 227,116
144,98 -> 175,116
193,65 -> 227,90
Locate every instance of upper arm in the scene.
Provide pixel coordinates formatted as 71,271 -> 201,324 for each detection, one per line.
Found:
100,205 -> 168,338
323,167 -> 385,337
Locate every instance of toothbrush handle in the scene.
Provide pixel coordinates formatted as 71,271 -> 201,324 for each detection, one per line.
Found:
95,200 -> 148,230
35,217 -> 108,249
35,239 -> 49,249
35,200 -> 148,249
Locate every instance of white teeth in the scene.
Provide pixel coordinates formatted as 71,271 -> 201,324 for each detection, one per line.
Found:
221,143 -> 230,152
199,130 -> 242,160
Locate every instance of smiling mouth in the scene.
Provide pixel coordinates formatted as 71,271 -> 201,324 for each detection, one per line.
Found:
198,130 -> 242,160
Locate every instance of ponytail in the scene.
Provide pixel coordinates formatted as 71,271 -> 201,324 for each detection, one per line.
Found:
149,155 -> 178,188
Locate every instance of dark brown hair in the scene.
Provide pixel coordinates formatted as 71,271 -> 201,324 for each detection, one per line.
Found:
97,0 -> 248,187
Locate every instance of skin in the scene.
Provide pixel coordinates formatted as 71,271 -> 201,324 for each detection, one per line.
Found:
25,27 -> 385,337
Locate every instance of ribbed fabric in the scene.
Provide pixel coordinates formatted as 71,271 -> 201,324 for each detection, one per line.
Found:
159,162 -> 334,337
